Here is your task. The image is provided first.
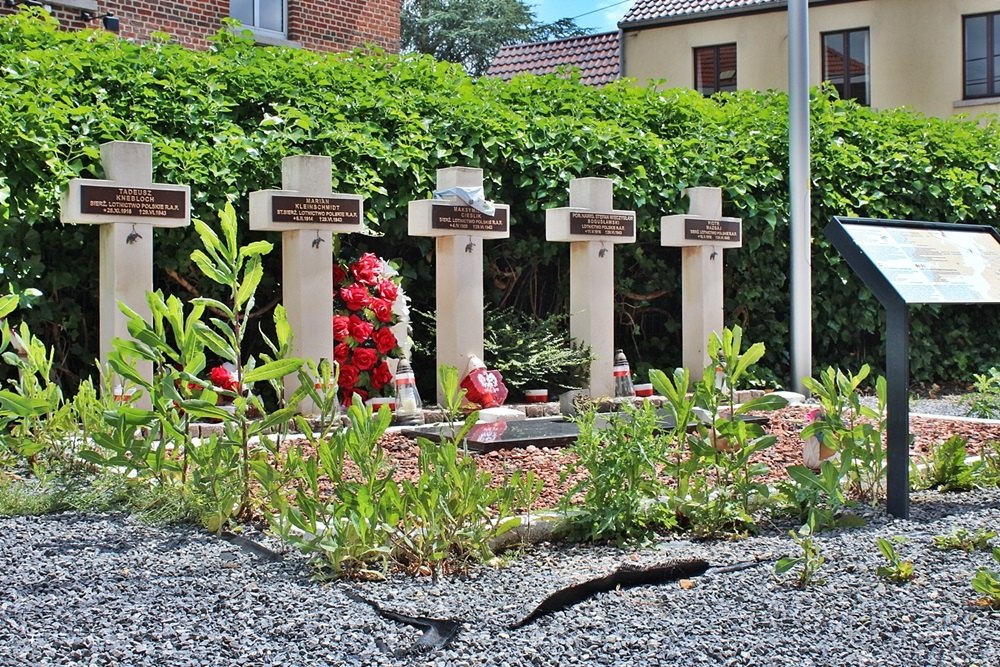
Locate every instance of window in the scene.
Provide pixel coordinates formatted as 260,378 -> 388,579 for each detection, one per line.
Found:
822,28 -> 869,105
231,0 -> 286,38
694,44 -> 737,96
964,12 -> 1000,99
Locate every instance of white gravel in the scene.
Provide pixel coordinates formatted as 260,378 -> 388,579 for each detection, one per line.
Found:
2,487 -> 999,666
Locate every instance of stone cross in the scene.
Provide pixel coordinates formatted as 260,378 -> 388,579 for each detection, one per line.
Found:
60,141 -> 191,408
249,155 -> 363,414
660,187 -> 743,379
408,167 -> 510,403
546,177 -> 636,397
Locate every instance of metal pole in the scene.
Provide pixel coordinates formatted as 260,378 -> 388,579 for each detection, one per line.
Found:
788,0 -> 812,393
885,302 -> 910,518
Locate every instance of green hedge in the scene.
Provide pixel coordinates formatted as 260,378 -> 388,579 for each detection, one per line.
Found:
2,10 -> 999,391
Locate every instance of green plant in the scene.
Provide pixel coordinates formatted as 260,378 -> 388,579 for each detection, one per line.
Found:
394,365 -> 532,574
876,536 -> 915,583
915,435 -> 980,492
970,547 -> 1000,608
775,517 -> 826,588
933,527 -> 997,552
82,203 -> 303,532
560,398 -> 675,543
802,365 -> 887,504
677,326 -> 787,537
258,366 -> 532,579
967,367 -> 1000,419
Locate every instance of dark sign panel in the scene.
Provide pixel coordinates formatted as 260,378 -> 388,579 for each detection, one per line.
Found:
80,185 -> 186,219
431,204 -> 508,233
271,195 -> 362,226
684,217 -> 741,243
569,211 -> 635,237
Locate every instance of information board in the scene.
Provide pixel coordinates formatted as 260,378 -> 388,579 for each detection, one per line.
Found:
842,223 -> 1000,304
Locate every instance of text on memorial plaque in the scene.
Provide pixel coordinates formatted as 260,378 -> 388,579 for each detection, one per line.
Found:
684,218 -> 741,243
271,196 -> 362,225
569,211 -> 635,237
431,205 -> 509,233
80,185 -> 186,219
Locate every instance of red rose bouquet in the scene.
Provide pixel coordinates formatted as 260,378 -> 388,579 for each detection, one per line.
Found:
333,251 -> 406,404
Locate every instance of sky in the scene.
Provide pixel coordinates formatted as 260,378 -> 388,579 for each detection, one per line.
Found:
531,0 -> 635,34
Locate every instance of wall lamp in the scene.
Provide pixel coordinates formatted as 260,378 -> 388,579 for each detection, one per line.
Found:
81,10 -> 119,33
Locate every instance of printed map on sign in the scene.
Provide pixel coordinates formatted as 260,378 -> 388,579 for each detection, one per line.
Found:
844,224 -> 1000,304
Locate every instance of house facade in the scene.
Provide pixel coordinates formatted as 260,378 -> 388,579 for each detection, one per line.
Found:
0,0 -> 399,53
620,0 -> 1000,118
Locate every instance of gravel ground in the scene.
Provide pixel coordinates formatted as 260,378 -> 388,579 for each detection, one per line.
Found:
2,487 -> 999,667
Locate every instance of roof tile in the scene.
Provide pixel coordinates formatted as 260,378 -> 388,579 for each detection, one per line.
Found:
620,0 -> 784,26
486,31 -> 620,87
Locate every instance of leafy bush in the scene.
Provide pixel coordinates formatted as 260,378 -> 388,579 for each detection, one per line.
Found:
2,11 -> 1000,397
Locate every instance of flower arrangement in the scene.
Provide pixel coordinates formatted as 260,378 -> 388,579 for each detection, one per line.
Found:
333,250 -> 406,405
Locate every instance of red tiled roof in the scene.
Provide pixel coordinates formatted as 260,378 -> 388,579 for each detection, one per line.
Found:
620,0 -> 786,27
486,31 -> 620,87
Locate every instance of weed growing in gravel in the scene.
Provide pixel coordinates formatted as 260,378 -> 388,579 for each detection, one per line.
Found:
774,516 -> 825,588
876,537 -> 915,583
933,528 -> 997,552
914,435 -> 979,492
970,548 -> 1000,608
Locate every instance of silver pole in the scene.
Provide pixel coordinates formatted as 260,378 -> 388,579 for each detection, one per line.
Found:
788,0 -> 812,393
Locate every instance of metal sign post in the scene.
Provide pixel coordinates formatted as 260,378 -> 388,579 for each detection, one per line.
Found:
825,216 -> 1000,518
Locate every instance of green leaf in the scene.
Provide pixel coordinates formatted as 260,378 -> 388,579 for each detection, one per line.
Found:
242,358 -> 304,383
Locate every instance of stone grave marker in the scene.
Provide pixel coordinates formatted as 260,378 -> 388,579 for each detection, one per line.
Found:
660,187 -> 742,378
546,177 -> 636,397
408,167 -> 510,403
60,141 -> 191,408
249,155 -> 363,413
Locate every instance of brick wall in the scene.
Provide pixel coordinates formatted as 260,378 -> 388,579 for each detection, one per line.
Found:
0,1 -> 400,53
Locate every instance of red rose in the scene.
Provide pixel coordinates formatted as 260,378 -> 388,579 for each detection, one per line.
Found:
209,365 -> 240,393
334,342 -> 350,364
352,346 -> 378,371
371,361 -> 393,390
340,283 -> 370,311
371,297 -> 394,323
350,252 -> 381,285
333,265 -> 348,286
346,387 -> 368,404
377,279 -> 398,302
373,327 -> 398,355
333,315 -> 350,341
338,363 -> 359,388
348,314 -> 374,343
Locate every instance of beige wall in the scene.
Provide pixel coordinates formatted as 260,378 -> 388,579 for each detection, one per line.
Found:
623,0 -> 1000,119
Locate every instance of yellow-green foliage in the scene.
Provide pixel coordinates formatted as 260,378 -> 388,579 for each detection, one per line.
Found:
2,9 -> 1000,390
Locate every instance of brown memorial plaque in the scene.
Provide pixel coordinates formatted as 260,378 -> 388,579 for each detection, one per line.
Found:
431,204 -> 508,233
684,217 -> 741,244
271,195 -> 362,225
569,211 -> 635,237
80,185 -> 186,219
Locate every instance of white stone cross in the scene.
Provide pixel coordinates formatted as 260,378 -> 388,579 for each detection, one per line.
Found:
60,141 -> 191,408
660,187 -> 743,378
249,155 -> 364,413
546,177 -> 636,397
408,167 -> 510,403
